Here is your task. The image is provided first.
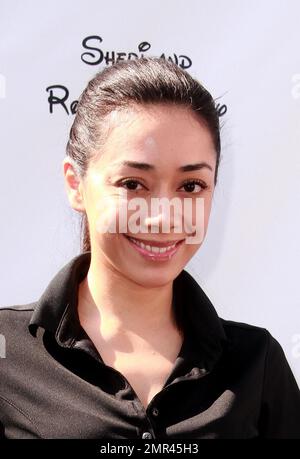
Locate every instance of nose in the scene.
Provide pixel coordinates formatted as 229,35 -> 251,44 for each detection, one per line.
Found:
140,192 -> 206,244
142,194 -> 183,235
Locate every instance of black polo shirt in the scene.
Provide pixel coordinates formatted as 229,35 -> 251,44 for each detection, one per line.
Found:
0,252 -> 300,439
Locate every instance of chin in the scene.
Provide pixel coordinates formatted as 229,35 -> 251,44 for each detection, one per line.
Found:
124,263 -> 184,288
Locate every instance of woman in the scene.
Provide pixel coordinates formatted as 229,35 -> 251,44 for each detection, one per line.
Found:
1,57 -> 300,439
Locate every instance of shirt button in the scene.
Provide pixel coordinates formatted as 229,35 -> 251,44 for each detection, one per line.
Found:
142,432 -> 152,439
152,407 -> 159,417
191,368 -> 200,376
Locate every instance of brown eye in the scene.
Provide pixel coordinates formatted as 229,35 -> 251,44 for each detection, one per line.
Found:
119,179 -> 144,191
180,180 -> 207,193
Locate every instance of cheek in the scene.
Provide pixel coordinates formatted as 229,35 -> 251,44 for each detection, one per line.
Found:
90,188 -> 129,236
203,196 -> 213,226
93,204 -> 119,237
182,196 -> 211,227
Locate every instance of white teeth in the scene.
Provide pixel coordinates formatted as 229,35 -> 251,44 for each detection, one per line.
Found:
128,237 -> 177,254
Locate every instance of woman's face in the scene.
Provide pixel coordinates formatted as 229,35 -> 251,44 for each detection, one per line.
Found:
65,103 -> 217,287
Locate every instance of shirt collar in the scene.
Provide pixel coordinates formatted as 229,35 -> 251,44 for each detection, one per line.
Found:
29,252 -> 229,372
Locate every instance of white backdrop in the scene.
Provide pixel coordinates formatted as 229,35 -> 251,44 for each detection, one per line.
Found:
0,0 -> 299,385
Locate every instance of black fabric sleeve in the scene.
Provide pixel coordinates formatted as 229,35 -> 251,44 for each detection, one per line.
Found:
258,331 -> 300,438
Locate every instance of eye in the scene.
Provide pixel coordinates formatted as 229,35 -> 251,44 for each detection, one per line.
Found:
118,178 -> 146,191
179,179 -> 208,193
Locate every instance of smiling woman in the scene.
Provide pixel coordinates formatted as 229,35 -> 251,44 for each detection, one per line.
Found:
65,100 -> 216,288
1,57 -> 300,439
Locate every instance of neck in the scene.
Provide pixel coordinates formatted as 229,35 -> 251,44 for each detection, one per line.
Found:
77,252 -> 179,341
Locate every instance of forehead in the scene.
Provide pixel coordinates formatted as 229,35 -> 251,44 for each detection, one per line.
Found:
94,104 -> 216,170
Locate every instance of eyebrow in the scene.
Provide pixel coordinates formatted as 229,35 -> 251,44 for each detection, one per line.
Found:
116,160 -> 213,172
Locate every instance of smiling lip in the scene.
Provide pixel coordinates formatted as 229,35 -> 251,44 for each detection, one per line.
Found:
123,235 -> 185,247
123,234 -> 185,261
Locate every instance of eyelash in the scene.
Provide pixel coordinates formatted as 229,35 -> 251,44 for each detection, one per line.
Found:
117,177 -> 208,193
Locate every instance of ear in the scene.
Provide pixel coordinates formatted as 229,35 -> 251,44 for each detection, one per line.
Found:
62,157 -> 85,212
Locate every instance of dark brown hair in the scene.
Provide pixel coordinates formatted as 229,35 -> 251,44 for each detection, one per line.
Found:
66,57 -> 221,253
